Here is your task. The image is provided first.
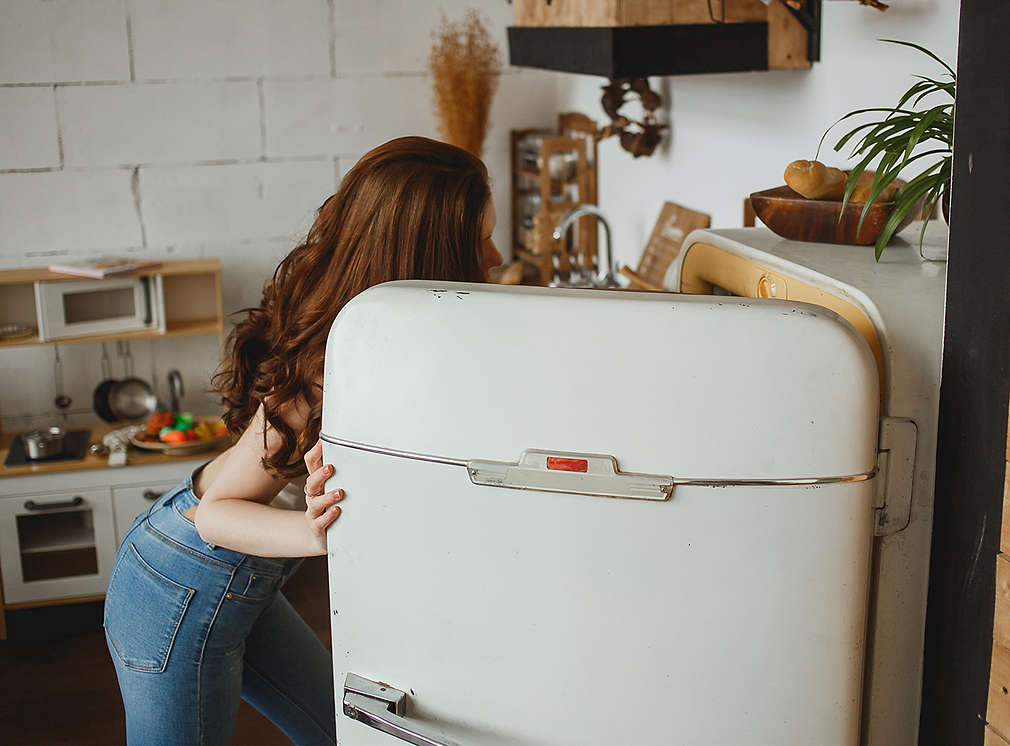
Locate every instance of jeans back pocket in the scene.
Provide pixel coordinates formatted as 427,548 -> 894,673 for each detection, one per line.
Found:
104,542 -> 195,673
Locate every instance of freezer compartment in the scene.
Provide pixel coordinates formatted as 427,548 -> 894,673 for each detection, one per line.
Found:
325,449 -> 875,745
322,282 -> 881,483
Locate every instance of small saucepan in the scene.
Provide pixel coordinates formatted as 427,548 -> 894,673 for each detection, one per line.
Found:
23,426 -> 65,459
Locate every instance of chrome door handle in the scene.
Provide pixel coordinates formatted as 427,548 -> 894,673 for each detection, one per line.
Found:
24,496 -> 84,511
343,673 -> 460,746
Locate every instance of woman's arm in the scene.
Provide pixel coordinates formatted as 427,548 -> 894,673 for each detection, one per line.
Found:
194,404 -> 343,557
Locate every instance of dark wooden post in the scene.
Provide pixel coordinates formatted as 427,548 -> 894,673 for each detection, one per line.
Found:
919,0 -> 1010,742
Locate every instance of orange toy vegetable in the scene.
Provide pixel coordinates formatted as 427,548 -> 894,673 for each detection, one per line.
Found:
160,429 -> 190,444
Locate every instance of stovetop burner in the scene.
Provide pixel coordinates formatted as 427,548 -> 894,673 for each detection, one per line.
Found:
3,429 -> 91,468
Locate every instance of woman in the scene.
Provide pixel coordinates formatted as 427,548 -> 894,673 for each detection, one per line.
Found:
103,136 -> 503,745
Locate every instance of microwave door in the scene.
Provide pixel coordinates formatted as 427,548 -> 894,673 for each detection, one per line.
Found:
34,277 -> 160,341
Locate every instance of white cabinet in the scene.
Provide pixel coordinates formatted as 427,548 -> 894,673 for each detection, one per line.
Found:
0,487 -> 118,604
0,458 -> 206,612
111,482 -> 176,546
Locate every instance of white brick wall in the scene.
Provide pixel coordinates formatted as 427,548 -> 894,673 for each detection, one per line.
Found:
0,171 -> 142,261
129,0 -> 331,79
0,0 -> 130,84
59,82 -> 262,166
140,161 -> 334,246
264,76 -> 440,158
331,0 -> 514,75
0,88 -> 60,169
0,0 -> 560,427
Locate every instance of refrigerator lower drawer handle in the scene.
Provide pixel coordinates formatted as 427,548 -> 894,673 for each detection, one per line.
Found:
343,673 -> 460,746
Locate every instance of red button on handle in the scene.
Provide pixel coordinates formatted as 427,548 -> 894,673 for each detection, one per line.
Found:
546,457 -> 589,473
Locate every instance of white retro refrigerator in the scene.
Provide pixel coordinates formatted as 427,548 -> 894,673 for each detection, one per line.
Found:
321,281 -> 880,745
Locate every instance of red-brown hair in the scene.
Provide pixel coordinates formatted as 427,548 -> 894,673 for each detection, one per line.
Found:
214,136 -> 491,477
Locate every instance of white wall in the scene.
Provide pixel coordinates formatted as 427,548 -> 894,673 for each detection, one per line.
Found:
0,1 -> 960,431
0,0 -> 561,431
555,0 -> 961,273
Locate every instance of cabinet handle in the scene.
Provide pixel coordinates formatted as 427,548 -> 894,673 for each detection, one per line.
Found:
24,496 -> 84,511
142,490 -> 160,501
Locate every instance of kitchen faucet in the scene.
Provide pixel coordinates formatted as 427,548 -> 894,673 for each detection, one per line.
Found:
552,204 -> 619,288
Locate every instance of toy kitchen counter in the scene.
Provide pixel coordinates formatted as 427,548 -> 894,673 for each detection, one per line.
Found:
0,422 -> 233,638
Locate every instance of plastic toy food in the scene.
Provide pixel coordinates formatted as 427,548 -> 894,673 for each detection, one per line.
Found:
142,412 -> 229,444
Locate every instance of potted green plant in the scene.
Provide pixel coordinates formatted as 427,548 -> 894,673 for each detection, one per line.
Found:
818,40 -> 954,260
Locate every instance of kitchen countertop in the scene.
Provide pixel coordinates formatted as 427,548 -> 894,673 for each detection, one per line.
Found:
0,422 -> 233,478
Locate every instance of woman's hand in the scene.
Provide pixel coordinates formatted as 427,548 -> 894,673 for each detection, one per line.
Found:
303,440 -> 345,553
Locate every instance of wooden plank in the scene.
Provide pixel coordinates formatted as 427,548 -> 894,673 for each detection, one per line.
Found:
997,554 -> 1010,649
990,641 -> 1010,742
988,724 -> 1010,746
743,196 -> 757,227
636,201 -> 711,288
513,0 -> 766,26
667,0 -> 767,24
1003,465 -> 1010,556
0,258 -> 220,285
0,317 -> 222,349
767,0 -> 809,69
514,0 -> 618,26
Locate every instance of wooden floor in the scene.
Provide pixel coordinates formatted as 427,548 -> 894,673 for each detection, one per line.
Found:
0,556 -> 331,746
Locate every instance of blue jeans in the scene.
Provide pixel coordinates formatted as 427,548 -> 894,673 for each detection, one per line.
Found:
103,472 -> 336,745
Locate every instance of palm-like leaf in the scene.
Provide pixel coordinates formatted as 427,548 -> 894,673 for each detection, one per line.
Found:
820,40 -> 955,260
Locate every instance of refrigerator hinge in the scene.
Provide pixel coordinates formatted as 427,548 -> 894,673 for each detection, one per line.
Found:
873,417 -> 917,536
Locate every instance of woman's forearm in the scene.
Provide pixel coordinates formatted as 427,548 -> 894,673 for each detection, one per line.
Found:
195,498 -> 324,557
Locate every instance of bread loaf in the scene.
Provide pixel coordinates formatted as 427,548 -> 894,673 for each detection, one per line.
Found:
784,160 -> 847,200
785,160 -> 901,203
849,171 -> 900,203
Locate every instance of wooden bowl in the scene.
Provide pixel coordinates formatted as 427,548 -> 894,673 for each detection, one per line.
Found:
749,185 -> 917,246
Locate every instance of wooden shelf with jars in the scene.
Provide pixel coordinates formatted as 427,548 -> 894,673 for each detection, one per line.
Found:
0,259 -> 224,348
510,113 -> 600,286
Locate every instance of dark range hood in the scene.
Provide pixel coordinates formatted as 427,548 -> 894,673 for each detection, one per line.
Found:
507,1 -> 820,78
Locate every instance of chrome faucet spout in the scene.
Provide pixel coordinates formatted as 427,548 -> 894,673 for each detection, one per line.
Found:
552,204 -> 618,288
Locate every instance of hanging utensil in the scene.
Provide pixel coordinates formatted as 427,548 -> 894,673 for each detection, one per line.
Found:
93,342 -> 119,422
53,345 -> 72,420
108,340 -> 158,422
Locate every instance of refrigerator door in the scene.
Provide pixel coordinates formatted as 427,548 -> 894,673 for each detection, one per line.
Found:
322,281 -> 879,745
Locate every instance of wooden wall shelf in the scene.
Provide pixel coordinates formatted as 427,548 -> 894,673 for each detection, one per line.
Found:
507,0 -> 820,77
0,258 -> 224,349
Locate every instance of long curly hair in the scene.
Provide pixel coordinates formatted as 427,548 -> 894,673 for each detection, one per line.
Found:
214,136 -> 491,478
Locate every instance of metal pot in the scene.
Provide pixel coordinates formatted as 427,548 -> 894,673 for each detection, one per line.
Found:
110,342 -> 157,421
93,342 -> 118,422
23,426 -> 66,459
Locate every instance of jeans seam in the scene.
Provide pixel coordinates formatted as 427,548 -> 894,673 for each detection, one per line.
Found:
173,497 -> 198,526
198,563 -> 239,744
243,655 -> 335,742
144,515 -> 238,571
105,543 -> 196,673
